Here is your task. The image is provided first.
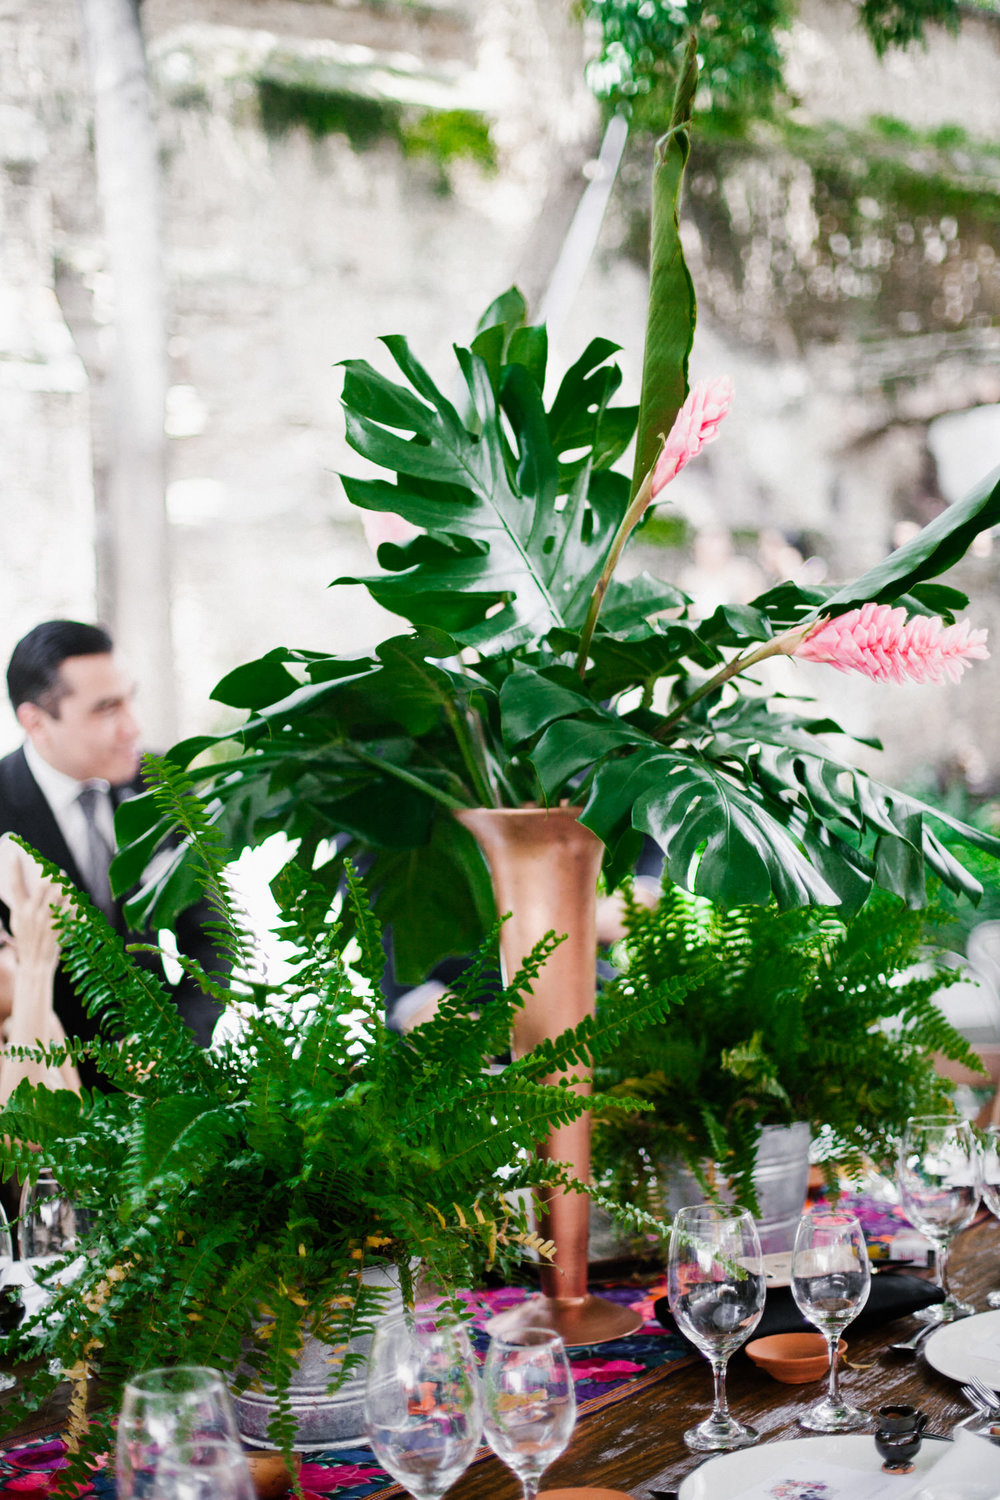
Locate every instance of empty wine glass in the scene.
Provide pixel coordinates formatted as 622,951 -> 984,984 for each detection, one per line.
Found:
897,1114 -> 981,1322
17,1169 -> 87,1275
981,1124 -> 1000,1309
482,1328 -> 576,1500
667,1203 -> 766,1452
364,1315 -> 483,1500
791,1208 -> 872,1432
0,1200 -> 18,1392
117,1365 -> 255,1500
17,1169 -> 91,1376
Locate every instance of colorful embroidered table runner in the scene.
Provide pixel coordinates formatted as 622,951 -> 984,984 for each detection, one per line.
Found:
0,1285 -> 693,1500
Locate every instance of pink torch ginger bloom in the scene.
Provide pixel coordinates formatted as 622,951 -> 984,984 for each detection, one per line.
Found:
651,375 -> 734,497
796,602 -> 989,685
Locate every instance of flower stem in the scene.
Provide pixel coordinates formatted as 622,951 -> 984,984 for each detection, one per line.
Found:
575,467 -> 655,676
653,623 -> 816,740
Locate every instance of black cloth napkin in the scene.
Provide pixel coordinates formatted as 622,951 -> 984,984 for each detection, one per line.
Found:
654,1273 -> 946,1345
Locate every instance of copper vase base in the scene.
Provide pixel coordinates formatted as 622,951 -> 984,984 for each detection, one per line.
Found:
484,1292 -> 643,1346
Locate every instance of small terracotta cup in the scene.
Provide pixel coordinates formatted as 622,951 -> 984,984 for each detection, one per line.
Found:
245,1450 -> 303,1500
746,1332 -> 847,1384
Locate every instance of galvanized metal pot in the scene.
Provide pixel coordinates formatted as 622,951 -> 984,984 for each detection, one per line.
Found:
231,1265 -> 404,1451
589,1121 -> 812,1260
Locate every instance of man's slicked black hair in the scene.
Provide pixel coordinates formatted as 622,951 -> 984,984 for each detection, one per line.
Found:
7,620 -> 114,716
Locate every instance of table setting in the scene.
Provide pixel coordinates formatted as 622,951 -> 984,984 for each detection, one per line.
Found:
3,1179 -> 999,1500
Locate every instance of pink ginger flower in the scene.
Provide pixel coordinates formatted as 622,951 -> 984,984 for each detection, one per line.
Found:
795,601 -> 989,685
651,375 -> 734,497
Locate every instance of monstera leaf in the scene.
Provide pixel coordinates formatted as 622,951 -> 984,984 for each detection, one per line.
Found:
336,318 -> 641,653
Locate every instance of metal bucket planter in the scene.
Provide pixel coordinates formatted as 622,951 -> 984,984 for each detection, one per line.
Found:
748,1121 -> 813,1252
662,1122 -> 813,1254
588,1121 -> 812,1260
232,1265 -> 404,1451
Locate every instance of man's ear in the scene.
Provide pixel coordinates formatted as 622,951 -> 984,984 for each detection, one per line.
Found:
15,701 -> 45,738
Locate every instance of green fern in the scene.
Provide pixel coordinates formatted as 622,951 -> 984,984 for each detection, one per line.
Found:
592,879 -> 986,1222
0,770 -> 672,1482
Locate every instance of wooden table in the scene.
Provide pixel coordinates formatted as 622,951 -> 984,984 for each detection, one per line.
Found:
2,1218 -> 998,1490
450,1216 -> 1000,1500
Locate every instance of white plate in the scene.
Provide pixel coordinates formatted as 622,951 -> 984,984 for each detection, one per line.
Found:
677,1434 -> 948,1500
923,1309 -> 1000,1391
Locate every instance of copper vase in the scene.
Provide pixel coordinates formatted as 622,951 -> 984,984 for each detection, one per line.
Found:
455,806 -> 641,1344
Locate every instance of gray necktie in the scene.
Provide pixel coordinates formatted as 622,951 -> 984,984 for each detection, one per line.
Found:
77,786 -> 115,919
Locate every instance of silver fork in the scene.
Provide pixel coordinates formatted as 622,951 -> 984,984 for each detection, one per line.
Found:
961,1383 -> 994,1414
966,1375 -> 1000,1413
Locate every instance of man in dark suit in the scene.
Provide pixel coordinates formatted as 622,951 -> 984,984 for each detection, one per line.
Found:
0,620 -> 223,1089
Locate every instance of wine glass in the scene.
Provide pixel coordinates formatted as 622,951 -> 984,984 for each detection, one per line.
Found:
897,1114 -> 981,1323
364,1315 -> 483,1500
17,1169 -> 91,1376
0,1200 -> 18,1392
17,1169 -> 87,1273
116,1365 -> 255,1500
481,1329 -> 576,1500
981,1124 -> 1000,1309
791,1208 -> 872,1432
667,1203 -> 766,1452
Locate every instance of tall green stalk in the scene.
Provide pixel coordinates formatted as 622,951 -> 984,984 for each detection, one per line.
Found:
629,31 -> 698,499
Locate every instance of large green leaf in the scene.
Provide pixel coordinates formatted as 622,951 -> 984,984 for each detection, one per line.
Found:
706,699 -> 1000,904
362,817 -> 496,984
580,749 -> 841,908
498,668 -> 594,747
823,463 -> 1000,614
337,322 -> 636,653
531,716 -> 654,799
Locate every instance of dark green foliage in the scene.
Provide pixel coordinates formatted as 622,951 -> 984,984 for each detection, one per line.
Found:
579,1 -> 793,119
401,111 -> 497,174
257,79 -> 400,147
581,0 -> 969,121
630,33 -> 697,494
592,882 -> 985,1218
255,77 -> 494,185
0,772 -> 682,1481
858,0 -> 961,55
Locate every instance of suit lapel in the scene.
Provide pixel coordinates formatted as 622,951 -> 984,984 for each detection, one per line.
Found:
4,747 -> 89,890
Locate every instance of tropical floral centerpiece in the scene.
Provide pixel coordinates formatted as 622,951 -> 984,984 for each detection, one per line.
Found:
115,45 -> 1000,984
0,765 -> 677,1476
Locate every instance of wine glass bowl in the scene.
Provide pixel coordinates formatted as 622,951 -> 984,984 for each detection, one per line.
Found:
116,1365 -> 255,1500
17,1169 -> 86,1268
481,1328 -> 575,1500
791,1208 -> 872,1432
897,1115 -> 981,1323
667,1203 -> 766,1452
0,1199 -> 18,1392
981,1124 -> 1000,1309
364,1315 -> 483,1500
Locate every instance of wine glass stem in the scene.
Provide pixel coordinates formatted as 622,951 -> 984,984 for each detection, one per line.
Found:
519,1480 -> 538,1500
710,1355 -> 731,1423
826,1332 -> 842,1407
935,1236 -> 952,1299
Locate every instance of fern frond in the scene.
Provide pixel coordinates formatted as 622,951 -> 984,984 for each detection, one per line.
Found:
143,752 -> 255,977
